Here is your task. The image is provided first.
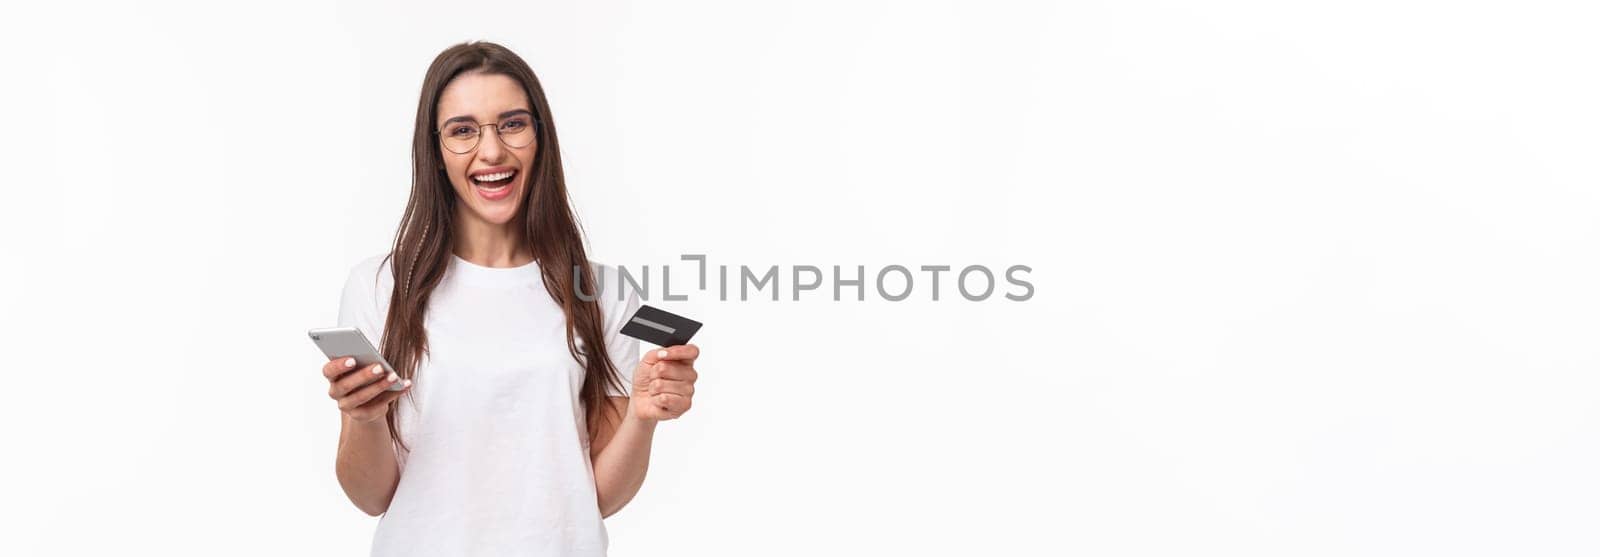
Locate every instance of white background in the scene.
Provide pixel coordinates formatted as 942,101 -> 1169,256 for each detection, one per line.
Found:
2,0 -> 1597,555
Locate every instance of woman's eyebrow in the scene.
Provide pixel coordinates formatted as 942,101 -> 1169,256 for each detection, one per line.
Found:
440,109 -> 534,127
499,108 -> 533,119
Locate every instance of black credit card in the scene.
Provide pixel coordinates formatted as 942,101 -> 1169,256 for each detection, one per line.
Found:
620,304 -> 703,347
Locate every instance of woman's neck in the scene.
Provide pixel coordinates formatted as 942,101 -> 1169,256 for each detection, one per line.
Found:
452,212 -> 533,268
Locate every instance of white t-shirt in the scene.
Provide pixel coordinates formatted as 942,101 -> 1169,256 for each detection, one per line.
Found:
337,252 -> 639,556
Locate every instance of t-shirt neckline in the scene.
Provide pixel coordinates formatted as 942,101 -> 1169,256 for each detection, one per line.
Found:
448,253 -> 541,287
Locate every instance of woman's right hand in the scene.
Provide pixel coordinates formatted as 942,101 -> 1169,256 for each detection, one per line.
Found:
323,357 -> 412,423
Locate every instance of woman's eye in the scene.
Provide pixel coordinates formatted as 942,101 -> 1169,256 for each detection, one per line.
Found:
449,126 -> 476,137
502,119 -> 527,131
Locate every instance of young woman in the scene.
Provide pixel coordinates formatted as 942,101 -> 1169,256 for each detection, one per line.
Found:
320,41 -> 700,556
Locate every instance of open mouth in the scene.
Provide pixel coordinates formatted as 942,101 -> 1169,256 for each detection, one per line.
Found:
471,168 -> 517,188
469,167 -> 518,200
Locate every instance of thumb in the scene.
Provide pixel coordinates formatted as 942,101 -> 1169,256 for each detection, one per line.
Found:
640,347 -> 669,366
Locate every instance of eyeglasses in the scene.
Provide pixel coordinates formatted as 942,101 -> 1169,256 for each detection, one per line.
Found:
435,112 -> 539,154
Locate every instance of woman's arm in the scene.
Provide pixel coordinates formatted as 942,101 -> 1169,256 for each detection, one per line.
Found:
591,398 -> 657,517
591,344 -> 699,517
336,414 -> 403,516
324,356 -> 411,516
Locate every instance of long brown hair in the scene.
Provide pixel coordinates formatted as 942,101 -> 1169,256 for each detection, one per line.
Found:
377,41 -> 624,453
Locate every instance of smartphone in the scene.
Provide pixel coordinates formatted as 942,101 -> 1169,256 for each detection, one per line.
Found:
308,327 -> 405,391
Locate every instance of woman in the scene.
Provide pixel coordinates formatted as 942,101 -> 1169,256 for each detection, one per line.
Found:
320,41 -> 699,556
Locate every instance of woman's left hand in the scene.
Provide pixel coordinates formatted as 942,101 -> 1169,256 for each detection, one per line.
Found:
631,344 -> 699,421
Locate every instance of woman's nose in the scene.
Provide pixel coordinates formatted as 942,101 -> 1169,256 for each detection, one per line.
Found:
476,128 -> 506,160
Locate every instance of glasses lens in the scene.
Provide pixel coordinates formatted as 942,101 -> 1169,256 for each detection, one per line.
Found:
499,116 -> 536,149
440,122 -> 480,154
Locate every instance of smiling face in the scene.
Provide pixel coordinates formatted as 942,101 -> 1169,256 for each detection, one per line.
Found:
435,71 -> 539,227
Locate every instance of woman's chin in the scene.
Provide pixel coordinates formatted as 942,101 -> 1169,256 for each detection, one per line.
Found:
477,206 -> 521,225
458,186 -> 523,224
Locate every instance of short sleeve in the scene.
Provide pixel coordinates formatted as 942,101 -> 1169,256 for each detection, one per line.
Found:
336,257 -> 387,347
600,267 -> 641,397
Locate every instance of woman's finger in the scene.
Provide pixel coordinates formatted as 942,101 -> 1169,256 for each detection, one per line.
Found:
339,373 -> 408,411
330,364 -> 393,399
652,392 -> 691,417
323,357 -> 359,380
653,362 -> 698,383
644,378 -> 695,397
347,383 -> 410,422
654,344 -> 699,363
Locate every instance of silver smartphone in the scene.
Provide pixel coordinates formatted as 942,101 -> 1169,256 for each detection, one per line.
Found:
308,327 -> 405,391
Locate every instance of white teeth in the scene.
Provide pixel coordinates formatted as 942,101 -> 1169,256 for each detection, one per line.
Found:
473,170 -> 514,182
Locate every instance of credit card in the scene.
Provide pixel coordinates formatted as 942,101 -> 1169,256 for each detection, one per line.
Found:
620,304 -> 703,347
